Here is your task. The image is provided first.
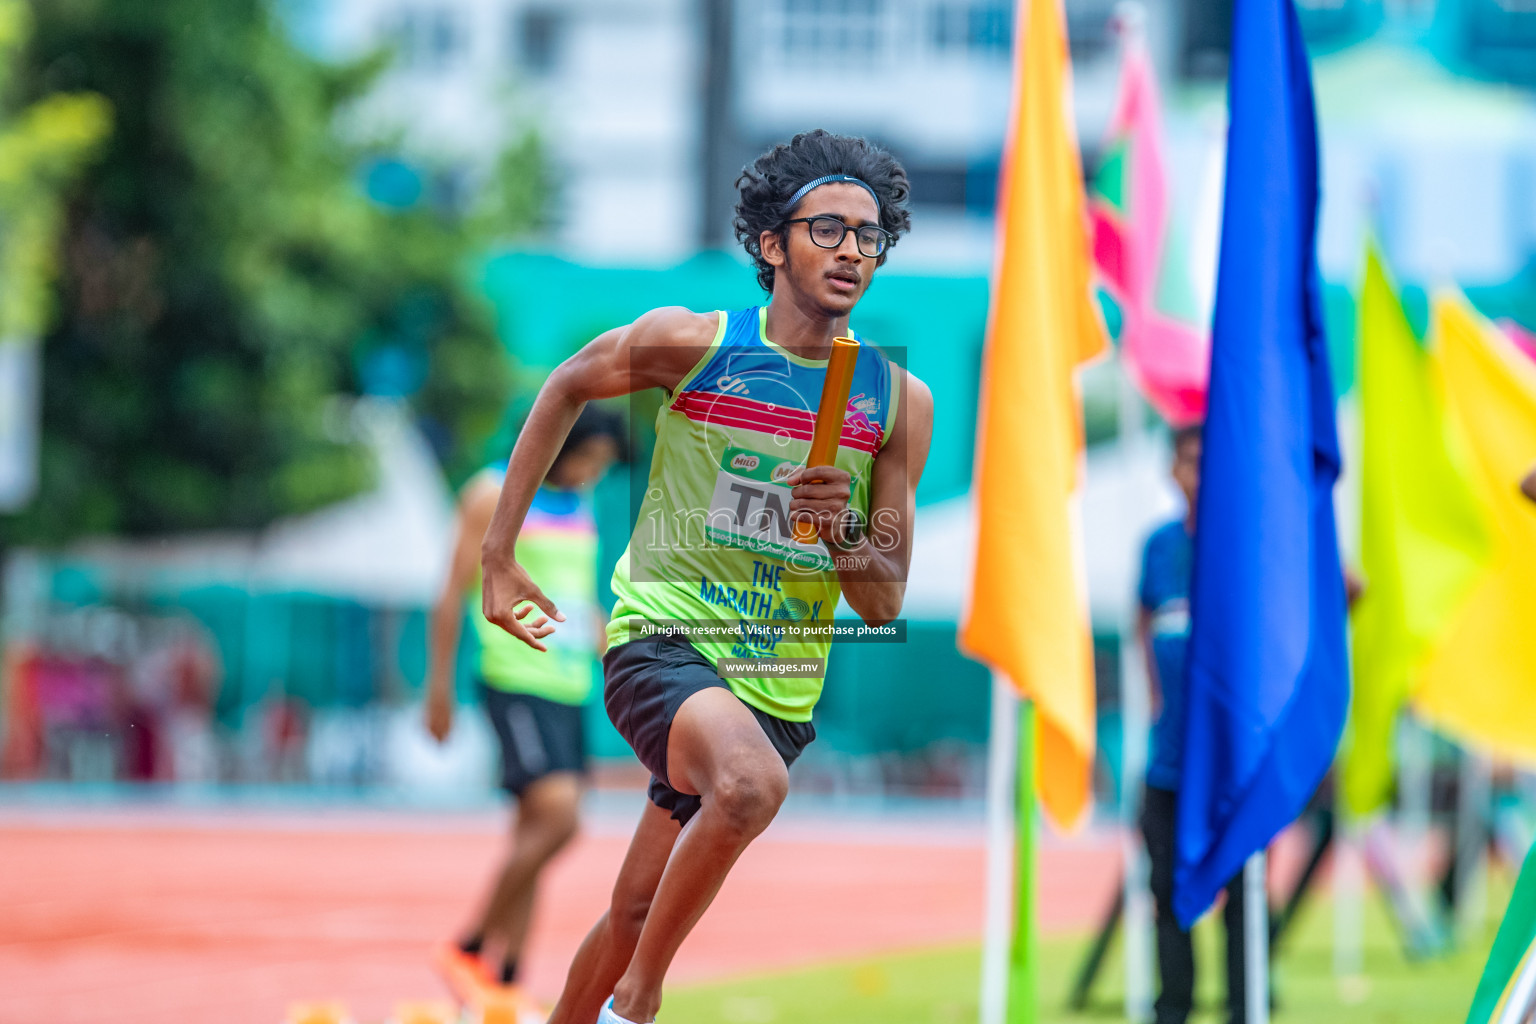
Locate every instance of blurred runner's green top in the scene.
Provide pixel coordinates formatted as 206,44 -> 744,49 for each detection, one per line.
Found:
471,471 -> 599,705
607,307 -> 899,722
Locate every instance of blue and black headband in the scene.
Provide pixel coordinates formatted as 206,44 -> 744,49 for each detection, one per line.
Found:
785,174 -> 881,215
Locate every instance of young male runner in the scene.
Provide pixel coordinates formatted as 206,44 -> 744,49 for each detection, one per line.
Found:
477,130 -> 934,1024
425,406 -> 622,1005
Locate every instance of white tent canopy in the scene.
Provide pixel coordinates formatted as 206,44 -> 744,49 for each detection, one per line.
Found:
898,439 -> 1183,628
253,402 -> 455,603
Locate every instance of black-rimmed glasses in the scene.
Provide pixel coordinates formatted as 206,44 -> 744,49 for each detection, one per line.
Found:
783,216 -> 892,258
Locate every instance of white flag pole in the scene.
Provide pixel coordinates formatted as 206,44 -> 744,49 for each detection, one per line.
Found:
1399,714 -> 1432,878
1456,749 -> 1492,943
1116,351 -> 1154,1023
1244,851 -> 1270,1024
1332,819 -> 1364,976
981,673 -> 1021,1024
1333,818 -> 1368,1003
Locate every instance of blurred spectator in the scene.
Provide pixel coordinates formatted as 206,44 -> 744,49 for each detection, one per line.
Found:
1,608 -> 221,783
1137,423 -> 1256,1024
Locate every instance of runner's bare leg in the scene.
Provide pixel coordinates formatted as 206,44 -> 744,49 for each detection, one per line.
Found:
546,800 -> 681,1024
473,772 -> 582,966
609,688 -> 789,1022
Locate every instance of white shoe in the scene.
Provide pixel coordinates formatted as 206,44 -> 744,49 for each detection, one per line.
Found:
596,996 -> 651,1024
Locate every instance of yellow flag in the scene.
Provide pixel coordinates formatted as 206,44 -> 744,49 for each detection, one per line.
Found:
960,0 -> 1107,831
1414,295 -> 1536,763
1341,250 -> 1492,817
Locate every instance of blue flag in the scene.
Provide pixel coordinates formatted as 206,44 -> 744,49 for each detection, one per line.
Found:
1173,0 -> 1350,927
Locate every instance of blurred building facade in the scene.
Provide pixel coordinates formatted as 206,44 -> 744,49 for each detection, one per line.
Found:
291,0 -> 1536,282
295,0 -> 704,262
289,0 -> 1141,269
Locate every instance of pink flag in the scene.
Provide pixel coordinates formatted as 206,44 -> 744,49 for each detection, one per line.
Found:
1498,318 -> 1536,363
1089,30 -> 1209,426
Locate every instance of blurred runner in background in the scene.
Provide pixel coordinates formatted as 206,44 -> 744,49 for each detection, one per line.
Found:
425,405 -> 623,1007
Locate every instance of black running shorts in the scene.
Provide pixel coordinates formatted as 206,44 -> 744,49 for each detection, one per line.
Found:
601,636 -> 815,826
479,682 -> 587,797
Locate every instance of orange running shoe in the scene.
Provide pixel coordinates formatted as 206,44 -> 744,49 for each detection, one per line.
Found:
430,941 -> 496,1004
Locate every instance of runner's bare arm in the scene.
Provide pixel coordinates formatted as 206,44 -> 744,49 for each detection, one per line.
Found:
480,307 -> 719,650
788,370 -> 934,626
425,477 -> 503,741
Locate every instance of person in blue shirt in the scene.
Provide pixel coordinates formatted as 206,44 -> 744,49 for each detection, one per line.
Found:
1138,423 -> 1253,1024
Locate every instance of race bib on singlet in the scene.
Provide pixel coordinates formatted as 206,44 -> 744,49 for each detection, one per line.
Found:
704,446 -> 833,573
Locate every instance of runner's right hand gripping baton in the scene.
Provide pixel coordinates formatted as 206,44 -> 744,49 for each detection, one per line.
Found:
792,336 -> 861,546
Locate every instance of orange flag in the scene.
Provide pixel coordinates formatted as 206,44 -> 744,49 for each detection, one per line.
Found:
960,0 -> 1107,831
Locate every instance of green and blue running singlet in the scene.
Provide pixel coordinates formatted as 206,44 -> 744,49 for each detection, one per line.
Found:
473,472 -> 600,706
607,307 -> 900,722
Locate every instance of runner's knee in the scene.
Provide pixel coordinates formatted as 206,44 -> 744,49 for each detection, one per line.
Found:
609,888 -> 654,942
552,809 -> 580,849
520,776 -> 580,822
709,762 -> 787,838
525,809 -> 578,858
517,786 -> 581,856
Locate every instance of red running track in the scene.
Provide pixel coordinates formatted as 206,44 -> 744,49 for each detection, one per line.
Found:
0,803 -> 1120,1024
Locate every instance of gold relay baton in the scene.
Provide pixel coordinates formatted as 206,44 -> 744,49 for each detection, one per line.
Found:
791,335 -> 861,546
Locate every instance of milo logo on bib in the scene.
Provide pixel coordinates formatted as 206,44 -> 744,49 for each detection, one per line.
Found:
706,446 -> 833,572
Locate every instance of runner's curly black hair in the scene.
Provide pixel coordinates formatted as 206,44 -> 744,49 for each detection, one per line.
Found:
552,403 -> 627,470
734,130 -> 912,294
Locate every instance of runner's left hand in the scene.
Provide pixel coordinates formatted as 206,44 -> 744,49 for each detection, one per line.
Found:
786,464 -> 855,546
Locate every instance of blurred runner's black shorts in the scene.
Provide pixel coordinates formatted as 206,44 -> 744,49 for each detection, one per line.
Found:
479,682 -> 587,797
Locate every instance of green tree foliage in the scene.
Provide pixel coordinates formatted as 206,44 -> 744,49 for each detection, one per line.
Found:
0,0 -> 108,332
8,0 -> 542,544
0,4 -> 108,345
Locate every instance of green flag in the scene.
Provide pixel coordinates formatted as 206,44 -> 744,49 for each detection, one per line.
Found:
1467,845 -> 1536,1023
1339,244 -> 1492,818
